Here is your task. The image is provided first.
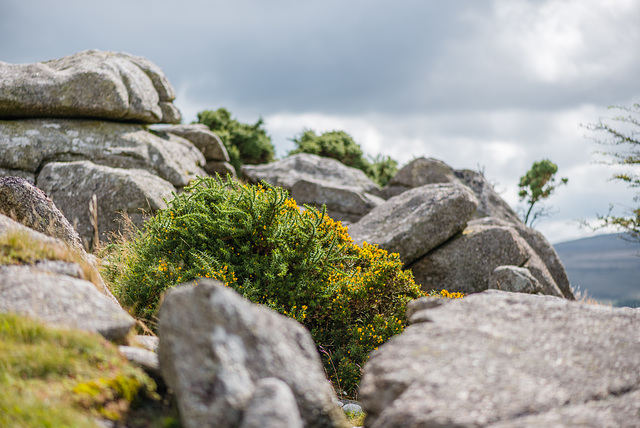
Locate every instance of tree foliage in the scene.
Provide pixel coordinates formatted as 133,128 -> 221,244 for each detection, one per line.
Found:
196,108 -> 275,173
289,129 -> 398,186
585,103 -> 640,241
518,159 -> 568,227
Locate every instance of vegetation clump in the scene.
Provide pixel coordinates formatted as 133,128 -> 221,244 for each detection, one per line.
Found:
0,312 -> 158,427
102,175 -> 423,397
289,129 -> 398,186
197,107 -> 275,173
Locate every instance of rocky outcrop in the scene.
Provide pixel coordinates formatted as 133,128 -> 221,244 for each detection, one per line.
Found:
0,50 -> 180,124
351,157 -> 574,299
158,279 -> 348,428
360,290 -> 640,427
488,265 -> 544,294
242,153 -> 382,222
160,123 -> 237,177
239,378 -> 304,428
0,176 -> 84,251
38,161 -> 175,248
0,51 -> 217,248
0,119 -> 205,188
408,218 -> 564,297
349,183 -> 478,263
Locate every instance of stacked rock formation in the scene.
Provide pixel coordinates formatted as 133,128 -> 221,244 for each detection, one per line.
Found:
0,50 -> 231,249
242,155 -> 574,299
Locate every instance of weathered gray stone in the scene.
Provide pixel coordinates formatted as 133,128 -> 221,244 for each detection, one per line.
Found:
515,223 -> 574,299
488,265 -> 544,294
0,266 -> 135,341
489,389 -> 640,427
0,176 -> 84,251
37,161 -> 175,248
32,259 -> 85,279
239,378 -> 304,428
360,290 -> 640,428
349,183 -> 478,264
204,160 -> 237,178
158,279 -> 348,428
118,346 -> 160,376
381,157 -> 456,199
0,168 -> 34,183
161,124 -> 230,161
408,218 -> 564,297
290,179 -> 385,223
454,168 -> 522,224
133,335 -> 159,352
382,158 -> 574,299
0,119 -> 206,188
0,213 -> 118,303
0,50 -> 180,124
242,153 -> 379,194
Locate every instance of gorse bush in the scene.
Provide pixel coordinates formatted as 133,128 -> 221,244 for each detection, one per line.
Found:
102,176 -> 424,397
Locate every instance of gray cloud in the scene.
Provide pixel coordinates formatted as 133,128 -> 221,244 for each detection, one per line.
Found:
1,0 -> 639,243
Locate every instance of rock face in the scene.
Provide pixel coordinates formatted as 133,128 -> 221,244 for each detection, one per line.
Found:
38,161 -> 175,248
488,265 -> 544,294
0,176 -> 83,251
0,51 -> 217,247
0,265 -> 134,341
360,290 -> 640,427
242,154 -> 382,223
408,218 -> 564,297
239,378 -> 304,428
158,279 -> 348,428
0,50 -> 181,124
0,119 -> 206,188
351,157 -> 574,299
161,123 -> 230,162
349,183 -> 478,263
159,123 -> 237,177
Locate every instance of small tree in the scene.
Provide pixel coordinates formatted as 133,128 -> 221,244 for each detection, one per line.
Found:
584,103 -> 640,241
518,159 -> 568,227
197,108 -> 275,172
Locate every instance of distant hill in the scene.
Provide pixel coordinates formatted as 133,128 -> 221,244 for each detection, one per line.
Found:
554,234 -> 640,308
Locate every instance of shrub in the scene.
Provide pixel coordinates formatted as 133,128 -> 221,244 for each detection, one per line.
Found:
197,108 -> 275,172
289,129 -> 398,186
102,176 -> 424,397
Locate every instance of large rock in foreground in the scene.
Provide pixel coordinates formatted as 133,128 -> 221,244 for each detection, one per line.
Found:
360,290 -> 640,427
0,50 -> 180,124
349,183 -> 478,264
158,279 -> 348,428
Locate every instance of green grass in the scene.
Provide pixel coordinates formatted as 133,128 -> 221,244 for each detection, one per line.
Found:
0,229 -> 103,288
0,312 -> 159,427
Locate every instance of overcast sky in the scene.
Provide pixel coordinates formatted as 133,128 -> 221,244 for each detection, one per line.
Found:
2,0 -> 639,244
